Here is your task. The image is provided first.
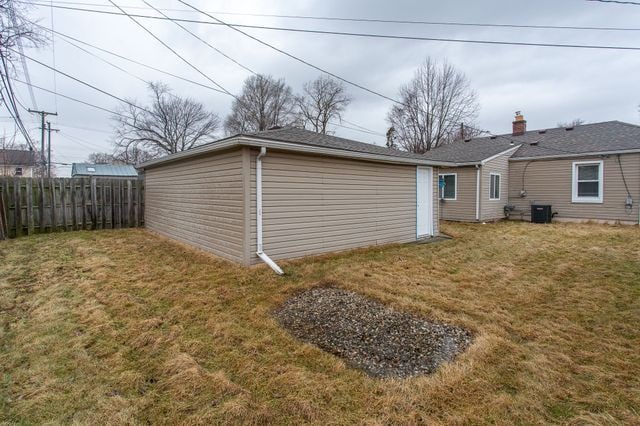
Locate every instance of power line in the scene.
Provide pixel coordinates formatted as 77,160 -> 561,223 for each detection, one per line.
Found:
141,0 -> 384,137
177,0 -> 402,106
21,2 -> 640,51
0,50 -> 37,151
140,0 -> 256,75
12,76 -> 129,118
106,0 -> 237,99
49,0 -> 59,112
586,0 -> 640,4
32,22 -> 226,94
22,0 -> 640,31
8,47 -> 154,115
7,2 -> 38,109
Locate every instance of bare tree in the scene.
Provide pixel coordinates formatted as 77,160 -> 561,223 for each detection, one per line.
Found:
387,57 -> 479,153
0,0 -> 46,66
224,74 -> 297,134
114,146 -> 155,165
557,118 -> 585,128
86,152 -> 117,164
297,75 -> 351,134
112,82 -> 220,162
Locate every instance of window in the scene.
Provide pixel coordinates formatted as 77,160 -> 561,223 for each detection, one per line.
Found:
438,173 -> 457,200
14,167 -> 23,176
572,160 -> 603,203
489,173 -> 501,200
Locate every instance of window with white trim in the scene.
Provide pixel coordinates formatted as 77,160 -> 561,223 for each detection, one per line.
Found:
572,160 -> 603,203
14,167 -> 23,176
489,173 -> 501,200
438,173 -> 457,200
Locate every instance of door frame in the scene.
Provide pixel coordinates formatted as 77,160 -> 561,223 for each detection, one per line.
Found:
416,166 -> 433,238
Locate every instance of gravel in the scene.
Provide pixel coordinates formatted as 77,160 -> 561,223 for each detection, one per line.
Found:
274,287 -> 473,378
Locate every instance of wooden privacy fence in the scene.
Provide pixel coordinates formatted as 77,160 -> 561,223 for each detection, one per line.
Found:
0,177 -> 144,240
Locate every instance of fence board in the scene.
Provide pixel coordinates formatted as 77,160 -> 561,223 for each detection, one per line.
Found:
0,177 -> 144,239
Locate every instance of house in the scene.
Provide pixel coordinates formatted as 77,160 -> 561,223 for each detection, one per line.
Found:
71,163 -> 139,179
138,127 -> 450,272
0,149 -> 37,177
424,114 -> 640,225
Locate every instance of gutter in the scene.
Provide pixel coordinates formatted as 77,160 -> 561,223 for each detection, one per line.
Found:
255,147 -> 284,275
475,165 -> 481,221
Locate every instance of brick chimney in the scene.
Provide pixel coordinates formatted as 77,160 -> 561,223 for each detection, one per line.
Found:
512,111 -> 527,136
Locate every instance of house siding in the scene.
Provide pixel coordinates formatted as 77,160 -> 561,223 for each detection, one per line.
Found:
248,149 -> 426,264
480,150 -> 513,221
144,148 -> 245,263
508,153 -> 640,223
438,166 -> 478,222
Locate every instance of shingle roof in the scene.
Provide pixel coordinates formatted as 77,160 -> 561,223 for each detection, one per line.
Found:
244,127 -> 438,162
421,137 -> 515,163
71,163 -> 138,177
423,121 -> 640,163
0,149 -> 37,166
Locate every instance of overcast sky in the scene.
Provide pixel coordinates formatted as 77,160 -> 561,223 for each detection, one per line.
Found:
3,0 -> 640,176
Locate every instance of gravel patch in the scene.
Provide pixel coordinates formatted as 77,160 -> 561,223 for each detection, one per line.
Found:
274,287 -> 473,378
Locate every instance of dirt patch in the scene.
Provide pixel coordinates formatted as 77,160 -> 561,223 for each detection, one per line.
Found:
274,287 -> 473,378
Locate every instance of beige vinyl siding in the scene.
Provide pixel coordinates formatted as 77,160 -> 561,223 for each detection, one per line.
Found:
249,149 -> 421,264
144,148 -> 245,263
480,150 -> 512,221
508,153 -> 640,223
438,166 -> 478,222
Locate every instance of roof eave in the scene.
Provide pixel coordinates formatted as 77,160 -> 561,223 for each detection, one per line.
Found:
138,135 -> 456,169
510,148 -> 640,161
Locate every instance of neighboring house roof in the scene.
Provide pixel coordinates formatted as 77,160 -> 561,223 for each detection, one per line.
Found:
423,121 -> 640,163
71,163 -> 138,177
139,127 -> 456,169
0,149 -> 37,166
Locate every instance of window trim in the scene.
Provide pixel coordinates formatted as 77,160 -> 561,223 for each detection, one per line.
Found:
438,173 -> 457,201
489,172 -> 501,200
572,160 -> 603,203
14,167 -> 23,176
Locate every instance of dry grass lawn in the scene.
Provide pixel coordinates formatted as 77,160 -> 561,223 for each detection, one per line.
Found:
1,221 -> 639,424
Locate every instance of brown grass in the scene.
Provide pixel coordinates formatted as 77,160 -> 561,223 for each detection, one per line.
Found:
1,221 -> 638,424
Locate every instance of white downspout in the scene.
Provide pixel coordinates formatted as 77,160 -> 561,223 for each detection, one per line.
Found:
475,165 -> 481,221
255,147 -> 284,275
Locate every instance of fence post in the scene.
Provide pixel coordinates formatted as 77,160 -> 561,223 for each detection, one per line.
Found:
0,179 -> 7,240
90,177 -> 97,230
101,180 -> 107,229
50,178 -> 57,232
26,179 -> 34,235
70,178 -> 77,231
39,178 -> 45,233
60,179 -> 68,231
14,177 -> 22,238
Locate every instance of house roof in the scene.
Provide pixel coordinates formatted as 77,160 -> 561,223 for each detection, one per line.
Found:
0,149 -> 37,166
423,121 -> 640,163
71,163 -> 138,177
139,127 -> 455,169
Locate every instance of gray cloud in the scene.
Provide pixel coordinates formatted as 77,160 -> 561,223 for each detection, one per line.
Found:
3,0 -> 640,176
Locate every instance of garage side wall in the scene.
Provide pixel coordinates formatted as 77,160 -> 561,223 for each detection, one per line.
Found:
248,150 -> 420,264
144,148 -> 245,263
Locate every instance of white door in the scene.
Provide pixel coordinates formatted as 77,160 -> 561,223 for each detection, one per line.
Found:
416,167 -> 433,237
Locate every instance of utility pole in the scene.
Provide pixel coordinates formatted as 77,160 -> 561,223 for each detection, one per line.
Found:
46,121 -> 60,178
28,109 -> 57,174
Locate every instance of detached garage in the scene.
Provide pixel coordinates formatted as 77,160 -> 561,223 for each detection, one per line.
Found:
138,127 -> 448,273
